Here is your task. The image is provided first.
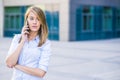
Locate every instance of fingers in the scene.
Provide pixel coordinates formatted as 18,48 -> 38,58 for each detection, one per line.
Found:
6,64 -> 14,68
22,26 -> 30,34
23,30 -> 29,35
22,26 -> 29,32
20,25 -> 29,42
24,27 -> 29,31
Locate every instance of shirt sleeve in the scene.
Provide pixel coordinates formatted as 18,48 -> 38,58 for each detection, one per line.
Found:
38,40 -> 52,72
7,34 -> 21,56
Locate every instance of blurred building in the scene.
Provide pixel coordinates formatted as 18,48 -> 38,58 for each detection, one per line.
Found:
0,0 -> 120,41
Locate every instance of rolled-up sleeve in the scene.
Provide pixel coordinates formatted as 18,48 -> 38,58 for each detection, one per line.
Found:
38,40 -> 51,72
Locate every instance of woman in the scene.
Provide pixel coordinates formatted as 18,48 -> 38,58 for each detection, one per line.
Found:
5,6 -> 51,80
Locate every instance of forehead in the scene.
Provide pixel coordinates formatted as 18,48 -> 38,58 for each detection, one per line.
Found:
28,11 -> 37,17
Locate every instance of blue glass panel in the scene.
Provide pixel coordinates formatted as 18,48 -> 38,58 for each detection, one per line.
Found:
45,11 -> 59,40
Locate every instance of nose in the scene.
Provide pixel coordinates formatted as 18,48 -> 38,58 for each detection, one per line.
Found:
33,19 -> 37,24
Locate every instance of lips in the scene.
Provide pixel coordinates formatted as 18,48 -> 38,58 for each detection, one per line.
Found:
30,26 -> 39,31
32,26 -> 37,28
32,26 -> 37,27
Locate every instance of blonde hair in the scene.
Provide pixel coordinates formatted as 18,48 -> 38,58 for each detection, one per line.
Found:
19,6 -> 48,47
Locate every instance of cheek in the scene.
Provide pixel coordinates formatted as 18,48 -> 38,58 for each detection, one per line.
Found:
37,22 -> 41,27
37,24 -> 40,30
27,20 -> 32,26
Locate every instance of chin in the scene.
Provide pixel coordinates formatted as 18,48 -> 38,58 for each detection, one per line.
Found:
31,29 -> 39,32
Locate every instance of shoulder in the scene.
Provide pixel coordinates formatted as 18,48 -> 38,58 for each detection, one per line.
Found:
45,39 -> 51,44
40,39 -> 51,50
12,34 -> 21,42
45,39 -> 51,46
13,34 -> 21,38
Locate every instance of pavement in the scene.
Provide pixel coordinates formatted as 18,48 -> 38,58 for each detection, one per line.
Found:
0,37 -> 120,80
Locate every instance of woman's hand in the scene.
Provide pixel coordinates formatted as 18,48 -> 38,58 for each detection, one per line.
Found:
21,25 -> 29,43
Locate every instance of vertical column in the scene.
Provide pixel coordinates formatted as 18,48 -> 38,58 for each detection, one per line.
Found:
59,0 -> 70,41
69,1 -> 78,41
0,0 -> 4,37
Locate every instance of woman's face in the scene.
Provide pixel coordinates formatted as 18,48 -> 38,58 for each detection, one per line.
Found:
27,11 -> 41,32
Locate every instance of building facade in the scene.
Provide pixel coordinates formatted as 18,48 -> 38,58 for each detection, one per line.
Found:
69,0 -> 120,41
1,0 -> 120,41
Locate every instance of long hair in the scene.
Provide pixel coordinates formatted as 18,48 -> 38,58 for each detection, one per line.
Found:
20,6 -> 48,47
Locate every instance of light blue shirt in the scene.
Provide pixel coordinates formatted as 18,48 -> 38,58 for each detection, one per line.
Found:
7,34 -> 51,80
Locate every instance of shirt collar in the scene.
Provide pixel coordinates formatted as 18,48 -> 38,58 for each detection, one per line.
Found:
34,35 -> 40,43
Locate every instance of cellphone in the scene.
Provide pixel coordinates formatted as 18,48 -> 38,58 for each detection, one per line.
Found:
26,21 -> 30,32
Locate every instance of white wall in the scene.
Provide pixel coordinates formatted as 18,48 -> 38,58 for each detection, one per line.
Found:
59,0 -> 70,41
4,0 -> 61,6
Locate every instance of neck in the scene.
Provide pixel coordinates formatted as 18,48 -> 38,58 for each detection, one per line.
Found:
28,31 -> 38,40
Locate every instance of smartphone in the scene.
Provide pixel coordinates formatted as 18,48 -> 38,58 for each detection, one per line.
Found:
26,21 -> 30,32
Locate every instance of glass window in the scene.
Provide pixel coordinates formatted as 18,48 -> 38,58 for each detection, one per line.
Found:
4,6 -> 26,37
82,6 -> 94,32
45,4 -> 59,40
4,7 -> 23,31
116,8 -> 120,30
102,7 -> 112,31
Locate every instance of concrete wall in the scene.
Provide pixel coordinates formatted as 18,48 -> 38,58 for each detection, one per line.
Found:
4,0 -> 61,6
0,0 -> 4,37
69,0 -> 120,41
59,0 -> 70,41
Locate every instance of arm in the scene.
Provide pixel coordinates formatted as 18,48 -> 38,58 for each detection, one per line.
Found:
5,41 -> 24,68
15,65 -> 46,78
14,40 -> 51,78
5,26 -> 29,68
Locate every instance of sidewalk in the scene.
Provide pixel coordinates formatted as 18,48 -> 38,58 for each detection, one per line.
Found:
0,37 -> 120,80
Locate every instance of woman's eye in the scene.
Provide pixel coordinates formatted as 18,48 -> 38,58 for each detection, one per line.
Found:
30,17 -> 34,20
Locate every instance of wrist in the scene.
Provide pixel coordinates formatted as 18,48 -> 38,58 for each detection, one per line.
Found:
14,64 -> 19,68
21,39 -> 25,43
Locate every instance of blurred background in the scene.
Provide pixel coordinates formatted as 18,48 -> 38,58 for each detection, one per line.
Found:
0,0 -> 120,41
0,0 -> 120,80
